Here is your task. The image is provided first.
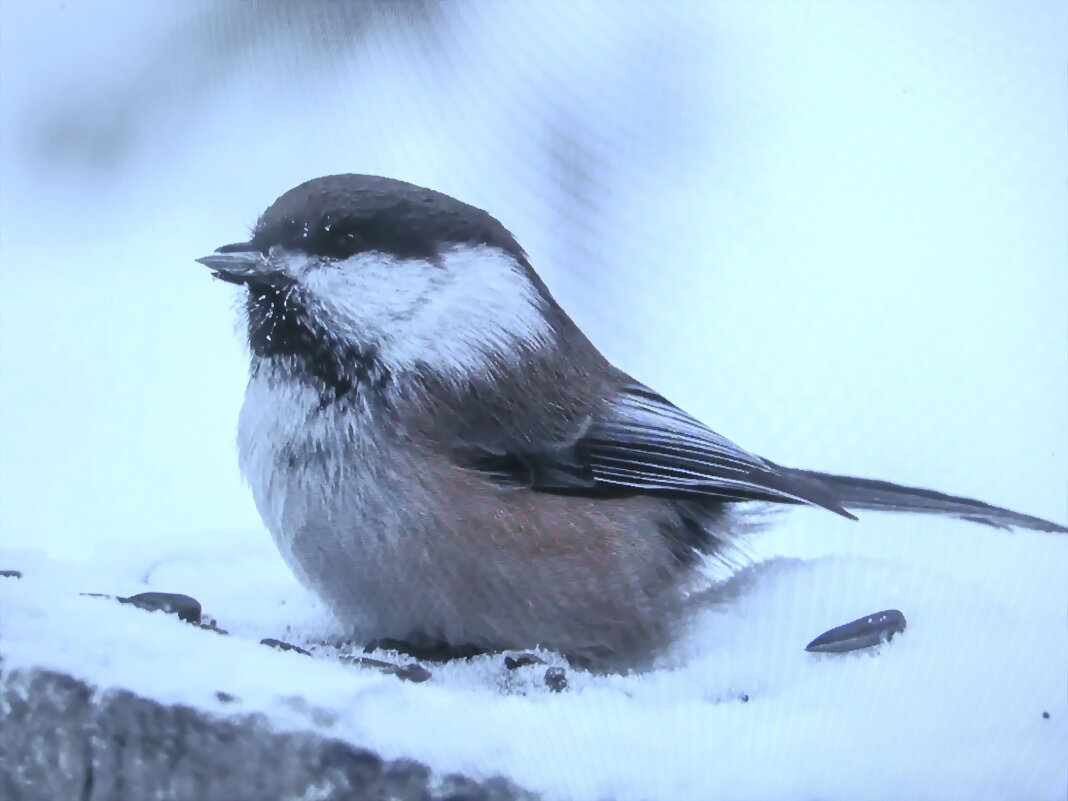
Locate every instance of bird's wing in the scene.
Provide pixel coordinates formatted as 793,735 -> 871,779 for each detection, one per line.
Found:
456,381 -> 1068,533
456,382 -> 857,519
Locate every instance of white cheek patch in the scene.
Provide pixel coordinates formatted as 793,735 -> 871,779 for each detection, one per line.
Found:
299,244 -> 553,376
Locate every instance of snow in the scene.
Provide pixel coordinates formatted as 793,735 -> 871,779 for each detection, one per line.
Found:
1,1 -> 1065,799
3,514 -> 1066,800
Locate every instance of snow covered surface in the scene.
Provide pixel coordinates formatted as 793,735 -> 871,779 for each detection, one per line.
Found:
1,1 -> 1066,799
3,513 -> 1066,800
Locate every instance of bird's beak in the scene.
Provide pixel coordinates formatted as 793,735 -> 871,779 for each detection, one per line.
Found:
196,243 -> 282,286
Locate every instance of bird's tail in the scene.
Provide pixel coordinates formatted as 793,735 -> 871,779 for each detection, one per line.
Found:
786,469 -> 1067,533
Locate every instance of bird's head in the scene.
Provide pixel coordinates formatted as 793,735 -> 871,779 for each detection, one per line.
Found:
198,174 -> 558,396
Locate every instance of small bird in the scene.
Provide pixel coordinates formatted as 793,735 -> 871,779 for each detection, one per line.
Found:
198,174 -> 1066,670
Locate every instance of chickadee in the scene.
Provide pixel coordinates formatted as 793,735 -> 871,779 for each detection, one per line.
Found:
198,174 -> 1066,670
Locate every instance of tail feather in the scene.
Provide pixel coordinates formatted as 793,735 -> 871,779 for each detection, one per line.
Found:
788,469 -> 1068,534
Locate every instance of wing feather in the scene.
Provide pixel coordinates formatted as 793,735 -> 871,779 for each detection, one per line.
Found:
454,381 -> 1067,532
457,382 -> 855,518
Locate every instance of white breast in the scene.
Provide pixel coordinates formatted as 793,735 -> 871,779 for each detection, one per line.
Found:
238,364 -> 415,627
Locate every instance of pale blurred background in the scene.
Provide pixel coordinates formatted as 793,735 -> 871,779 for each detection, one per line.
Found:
1,0 -> 1064,558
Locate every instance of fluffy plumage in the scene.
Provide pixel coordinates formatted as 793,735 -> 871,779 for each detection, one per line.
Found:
198,174 -> 1067,670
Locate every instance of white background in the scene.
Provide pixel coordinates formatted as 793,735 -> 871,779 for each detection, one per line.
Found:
1,2 -> 1065,799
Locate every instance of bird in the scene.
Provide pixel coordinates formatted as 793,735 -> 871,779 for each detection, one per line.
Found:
196,173 -> 1067,671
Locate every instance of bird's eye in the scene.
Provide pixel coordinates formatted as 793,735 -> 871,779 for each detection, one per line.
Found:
312,227 -> 364,261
